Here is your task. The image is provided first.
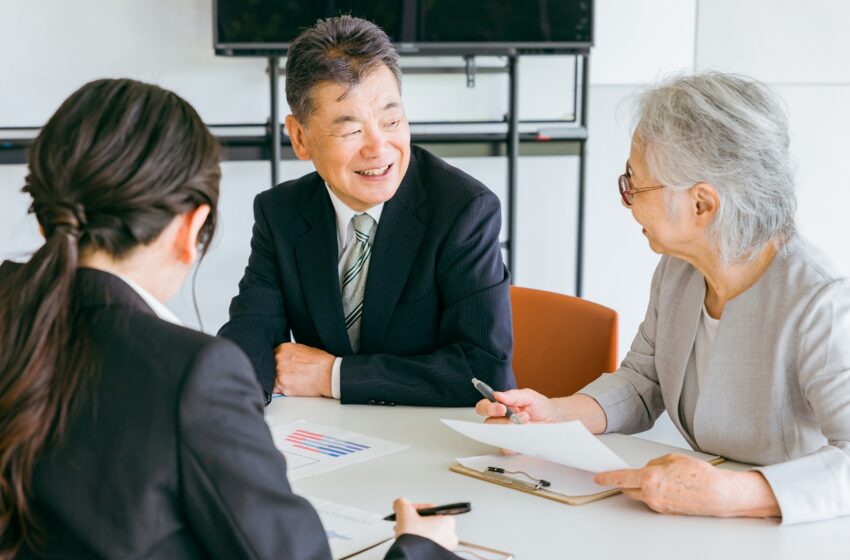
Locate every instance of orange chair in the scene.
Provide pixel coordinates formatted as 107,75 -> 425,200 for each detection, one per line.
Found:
510,286 -> 618,397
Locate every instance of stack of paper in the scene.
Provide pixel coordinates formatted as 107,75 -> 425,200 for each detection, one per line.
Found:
442,419 -> 721,498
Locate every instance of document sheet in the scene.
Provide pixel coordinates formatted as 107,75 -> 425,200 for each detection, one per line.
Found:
441,419 -> 630,472
268,419 -> 407,480
304,496 -> 394,560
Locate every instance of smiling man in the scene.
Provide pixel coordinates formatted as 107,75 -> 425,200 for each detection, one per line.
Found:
219,16 -> 515,406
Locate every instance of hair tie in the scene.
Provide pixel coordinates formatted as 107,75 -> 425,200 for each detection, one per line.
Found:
38,201 -> 88,239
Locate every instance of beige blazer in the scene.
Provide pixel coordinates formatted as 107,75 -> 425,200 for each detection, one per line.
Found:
580,237 -> 850,525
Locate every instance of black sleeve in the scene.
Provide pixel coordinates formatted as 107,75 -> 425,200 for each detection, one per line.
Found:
340,191 -> 515,406
178,338 -> 331,560
218,194 -> 290,394
386,535 -> 462,559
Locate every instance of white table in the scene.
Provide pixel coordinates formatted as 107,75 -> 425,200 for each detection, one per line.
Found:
266,398 -> 850,560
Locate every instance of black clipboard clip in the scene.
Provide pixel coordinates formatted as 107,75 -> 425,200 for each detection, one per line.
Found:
486,466 -> 551,491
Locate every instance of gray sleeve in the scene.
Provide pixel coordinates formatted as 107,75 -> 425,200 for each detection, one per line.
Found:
578,257 -> 668,434
754,279 -> 850,525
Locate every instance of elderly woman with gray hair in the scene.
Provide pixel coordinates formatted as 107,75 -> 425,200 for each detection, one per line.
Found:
477,72 -> 850,524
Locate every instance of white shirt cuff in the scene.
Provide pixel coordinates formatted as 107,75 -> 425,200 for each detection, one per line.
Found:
331,357 -> 342,400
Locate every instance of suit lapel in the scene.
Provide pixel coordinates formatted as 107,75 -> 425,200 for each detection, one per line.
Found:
663,266 -> 705,443
294,178 -> 353,355
359,155 -> 427,353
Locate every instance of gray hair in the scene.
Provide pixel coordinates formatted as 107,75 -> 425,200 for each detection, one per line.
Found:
634,72 -> 796,264
285,15 -> 401,122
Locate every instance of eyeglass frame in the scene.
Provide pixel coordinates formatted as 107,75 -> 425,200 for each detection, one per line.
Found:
618,161 -> 665,207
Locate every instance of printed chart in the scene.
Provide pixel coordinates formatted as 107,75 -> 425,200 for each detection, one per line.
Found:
268,420 -> 407,480
286,428 -> 371,457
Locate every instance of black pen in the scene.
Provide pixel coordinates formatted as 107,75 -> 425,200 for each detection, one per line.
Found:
383,502 -> 471,522
471,377 -> 523,424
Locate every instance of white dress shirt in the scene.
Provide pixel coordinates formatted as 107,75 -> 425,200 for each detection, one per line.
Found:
324,183 -> 383,399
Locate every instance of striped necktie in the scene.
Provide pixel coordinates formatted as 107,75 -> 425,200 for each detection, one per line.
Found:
341,213 -> 375,352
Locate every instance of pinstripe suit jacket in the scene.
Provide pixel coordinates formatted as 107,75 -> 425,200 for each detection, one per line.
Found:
219,145 -> 515,405
580,238 -> 850,524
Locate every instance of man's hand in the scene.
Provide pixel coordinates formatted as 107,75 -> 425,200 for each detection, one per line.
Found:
594,453 -> 781,518
274,342 -> 335,397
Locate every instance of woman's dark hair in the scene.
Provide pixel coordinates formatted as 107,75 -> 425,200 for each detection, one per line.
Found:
0,78 -> 220,557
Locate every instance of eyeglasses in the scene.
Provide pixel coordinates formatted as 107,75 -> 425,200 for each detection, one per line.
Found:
618,162 -> 664,207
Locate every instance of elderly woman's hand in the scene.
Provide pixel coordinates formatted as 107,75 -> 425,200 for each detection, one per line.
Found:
474,388 -> 558,424
594,454 -> 781,518
475,390 -> 609,433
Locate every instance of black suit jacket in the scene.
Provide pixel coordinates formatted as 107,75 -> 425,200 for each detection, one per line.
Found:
219,145 -> 515,405
1,262 -> 456,560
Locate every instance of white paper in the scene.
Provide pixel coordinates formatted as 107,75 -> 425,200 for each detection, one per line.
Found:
596,433 -> 719,468
441,419 -> 630,472
304,496 -> 394,560
268,420 -> 407,480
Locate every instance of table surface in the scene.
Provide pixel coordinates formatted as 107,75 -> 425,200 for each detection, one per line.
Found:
266,398 -> 850,560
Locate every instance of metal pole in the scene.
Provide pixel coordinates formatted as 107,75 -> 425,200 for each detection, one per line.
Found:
575,53 -> 590,297
268,56 -> 281,186
506,53 -> 519,281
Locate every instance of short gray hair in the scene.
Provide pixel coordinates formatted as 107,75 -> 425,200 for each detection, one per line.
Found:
285,15 -> 401,122
634,72 -> 796,263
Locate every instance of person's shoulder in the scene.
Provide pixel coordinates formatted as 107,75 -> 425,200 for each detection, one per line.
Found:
411,145 -> 494,204
255,169 -> 323,210
773,236 -> 850,303
780,236 -> 844,284
106,310 -> 251,386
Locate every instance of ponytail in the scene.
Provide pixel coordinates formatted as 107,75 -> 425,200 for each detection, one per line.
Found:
0,206 -> 92,558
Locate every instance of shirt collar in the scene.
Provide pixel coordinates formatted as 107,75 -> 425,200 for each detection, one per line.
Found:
112,272 -> 183,326
324,182 -> 383,248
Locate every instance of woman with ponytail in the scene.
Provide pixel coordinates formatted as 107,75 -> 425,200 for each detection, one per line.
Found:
0,79 -> 459,559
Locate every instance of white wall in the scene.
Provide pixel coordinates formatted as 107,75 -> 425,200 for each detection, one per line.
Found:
2,0 -> 849,444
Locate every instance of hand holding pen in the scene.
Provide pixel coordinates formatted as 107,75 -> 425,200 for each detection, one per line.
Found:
388,498 -> 464,552
471,378 -> 524,424
473,385 -> 564,425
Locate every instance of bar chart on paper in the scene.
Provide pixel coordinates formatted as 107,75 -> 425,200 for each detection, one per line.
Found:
268,420 -> 407,480
286,428 -> 370,457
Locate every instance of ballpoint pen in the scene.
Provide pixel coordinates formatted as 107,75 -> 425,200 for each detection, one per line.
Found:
471,377 -> 523,424
383,502 -> 471,522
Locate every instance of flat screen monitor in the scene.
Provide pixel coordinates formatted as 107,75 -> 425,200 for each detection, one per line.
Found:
214,0 -> 593,55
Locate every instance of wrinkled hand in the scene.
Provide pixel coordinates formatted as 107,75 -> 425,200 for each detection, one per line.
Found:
392,498 -> 458,552
474,388 -> 561,425
274,342 -> 334,397
594,453 -> 779,518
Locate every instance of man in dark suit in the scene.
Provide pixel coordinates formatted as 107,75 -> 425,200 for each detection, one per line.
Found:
219,16 -> 515,406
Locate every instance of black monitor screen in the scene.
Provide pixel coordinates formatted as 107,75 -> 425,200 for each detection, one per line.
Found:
214,0 -> 593,54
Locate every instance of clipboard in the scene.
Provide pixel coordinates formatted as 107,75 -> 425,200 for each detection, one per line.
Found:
450,455 -> 726,506
456,540 -> 514,560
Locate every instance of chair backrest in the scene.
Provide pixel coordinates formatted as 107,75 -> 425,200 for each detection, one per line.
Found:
510,286 -> 618,397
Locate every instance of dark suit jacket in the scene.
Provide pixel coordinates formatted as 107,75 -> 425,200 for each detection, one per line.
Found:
219,145 -> 515,405
0,262 -> 457,560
